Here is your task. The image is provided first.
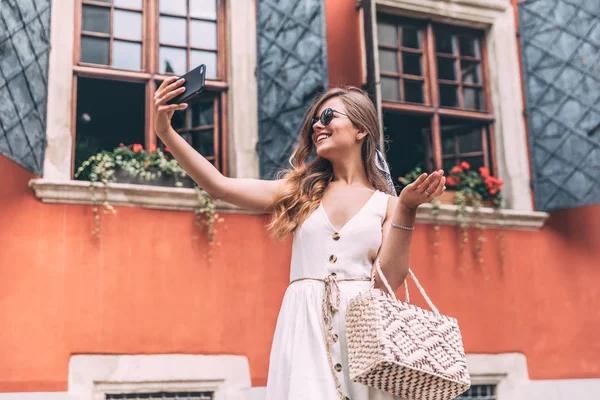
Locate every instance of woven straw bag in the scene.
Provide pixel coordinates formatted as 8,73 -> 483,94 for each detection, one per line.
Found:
346,260 -> 471,399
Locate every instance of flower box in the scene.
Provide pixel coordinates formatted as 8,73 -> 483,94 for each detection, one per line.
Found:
438,190 -> 495,208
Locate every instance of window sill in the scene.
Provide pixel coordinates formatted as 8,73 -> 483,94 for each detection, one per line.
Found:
29,179 -> 549,229
28,179 -> 250,214
416,203 -> 549,230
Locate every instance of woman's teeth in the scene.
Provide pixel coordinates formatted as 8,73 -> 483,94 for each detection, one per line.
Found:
316,134 -> 331,143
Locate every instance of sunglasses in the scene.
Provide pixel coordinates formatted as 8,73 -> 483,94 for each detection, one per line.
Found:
311,108 -> 348,128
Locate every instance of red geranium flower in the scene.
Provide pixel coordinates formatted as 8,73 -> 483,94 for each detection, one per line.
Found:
149,143 -> 157,153
132,143 -> 143,153
460,161 -> 470,170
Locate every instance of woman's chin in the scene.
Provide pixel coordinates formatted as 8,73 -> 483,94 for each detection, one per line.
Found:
315,142 -> 334,158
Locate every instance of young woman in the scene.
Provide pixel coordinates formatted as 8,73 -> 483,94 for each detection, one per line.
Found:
153,77 -> 446,400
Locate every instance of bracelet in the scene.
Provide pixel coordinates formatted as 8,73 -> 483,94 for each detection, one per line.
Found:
391,223 -> 415,231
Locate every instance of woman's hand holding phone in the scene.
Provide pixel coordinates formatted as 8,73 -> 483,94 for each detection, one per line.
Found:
153,76 -> 188,137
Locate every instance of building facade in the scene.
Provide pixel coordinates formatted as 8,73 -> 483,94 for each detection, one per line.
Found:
1,0 -> 599,399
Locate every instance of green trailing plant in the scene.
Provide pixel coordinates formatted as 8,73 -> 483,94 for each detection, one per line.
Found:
75,144 -> 223,255
399,161 -> 505,275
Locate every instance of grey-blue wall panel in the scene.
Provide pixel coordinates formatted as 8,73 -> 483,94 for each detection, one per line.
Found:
519,0 -> 600,211
0,0 -> 51,176
256,0 -> 329,179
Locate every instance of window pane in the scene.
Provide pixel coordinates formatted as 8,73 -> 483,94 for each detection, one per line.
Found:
459,36 -> 480,58
443,157 -> 456,172
381,77 -> 400,101
402,53 -> 421,76
81,36 -> 109,65
461,61 -> 480,84
379,50 -> 398,73
114,0 -> 142,9
160,16 -> 187,46
159,46 -> 187,75
437,57 -> 456,80
435,32 -> 455,54
160,0 -> 187,16
463,87 -> 484,110
191,131 -> 215,157
401,26 -> 421,49
74,78 -> 145,176
458,127 -> 483,153
442,134 -> 455,154
190,0 -> 217,20
113,41 -> 141,70
382,112 -> 431,189
171,109 -> 186,130
114,10 -> 142,40
439,84 -> 458,107
404,80 -> 424,103
462,156 -> 484,170
190,20 -> 217,50
191,50 -> 217,79
192,100 -> 214,126
377,22 -> 397,47
82,5 -> 110,34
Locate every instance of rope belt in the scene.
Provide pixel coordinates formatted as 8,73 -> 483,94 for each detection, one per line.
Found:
290,275 -> 371,400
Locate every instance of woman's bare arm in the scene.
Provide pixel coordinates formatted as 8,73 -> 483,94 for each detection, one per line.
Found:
373,171 -> 445,291
154,76 -> 284,213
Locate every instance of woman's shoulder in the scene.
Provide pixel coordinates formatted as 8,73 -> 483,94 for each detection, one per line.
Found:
379,191 -> 398,219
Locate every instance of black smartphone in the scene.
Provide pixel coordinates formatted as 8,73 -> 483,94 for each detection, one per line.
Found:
167,64 -> 206,105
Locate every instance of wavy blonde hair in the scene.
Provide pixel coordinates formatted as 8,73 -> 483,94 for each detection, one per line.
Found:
268,87 -> 394,240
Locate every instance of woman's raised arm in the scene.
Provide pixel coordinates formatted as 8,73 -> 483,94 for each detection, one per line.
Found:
153,76 -> 284,213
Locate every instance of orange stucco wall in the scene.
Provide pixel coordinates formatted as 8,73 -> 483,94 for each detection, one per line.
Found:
2,151 -> 600,392
0,156 -> 292,390
324,0 -> 363,88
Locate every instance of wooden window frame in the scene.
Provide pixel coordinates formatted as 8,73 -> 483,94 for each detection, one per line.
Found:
378,15 -> 497,175
71,0 -> 229,178
378,17 -> 431,105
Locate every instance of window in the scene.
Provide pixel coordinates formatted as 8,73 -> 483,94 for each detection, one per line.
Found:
456,384 -> 497,400
73,0 -> 227,177
377,16 -> 495,184
106,391 -> 213,399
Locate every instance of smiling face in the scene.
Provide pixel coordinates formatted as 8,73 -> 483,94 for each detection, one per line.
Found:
311,97 -> 361,160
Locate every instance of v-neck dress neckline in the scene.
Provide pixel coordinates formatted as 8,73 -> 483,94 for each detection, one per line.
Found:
319,190 -> 380,233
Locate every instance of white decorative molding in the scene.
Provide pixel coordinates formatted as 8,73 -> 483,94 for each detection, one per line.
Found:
467,353 -> 530,400
226,0 -> 259,179
29,179 -> 548,228
416,203 -> 548,230
372,0 -> 535,213
377,0 -> 509,26
43,0 -> 75,180
68,354 -> 251,400
28,179 -> 249,214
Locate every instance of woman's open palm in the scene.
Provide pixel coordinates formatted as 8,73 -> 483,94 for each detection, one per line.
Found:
398,170 -> 446,210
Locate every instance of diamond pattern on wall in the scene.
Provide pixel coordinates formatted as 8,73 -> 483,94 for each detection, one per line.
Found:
519,0 -> 600,211
0,0 -> 51,176
256,0 -> 328,179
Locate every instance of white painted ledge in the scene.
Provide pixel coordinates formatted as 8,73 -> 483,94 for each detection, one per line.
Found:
29,179 -> 549,229
416,203 -> 549,230
28,179 -> 249,214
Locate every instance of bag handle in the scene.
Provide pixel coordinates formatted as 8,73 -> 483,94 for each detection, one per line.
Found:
373,259 -> 440,315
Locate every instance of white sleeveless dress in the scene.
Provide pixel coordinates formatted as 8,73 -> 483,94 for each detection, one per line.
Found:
266,190 -> 402,400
